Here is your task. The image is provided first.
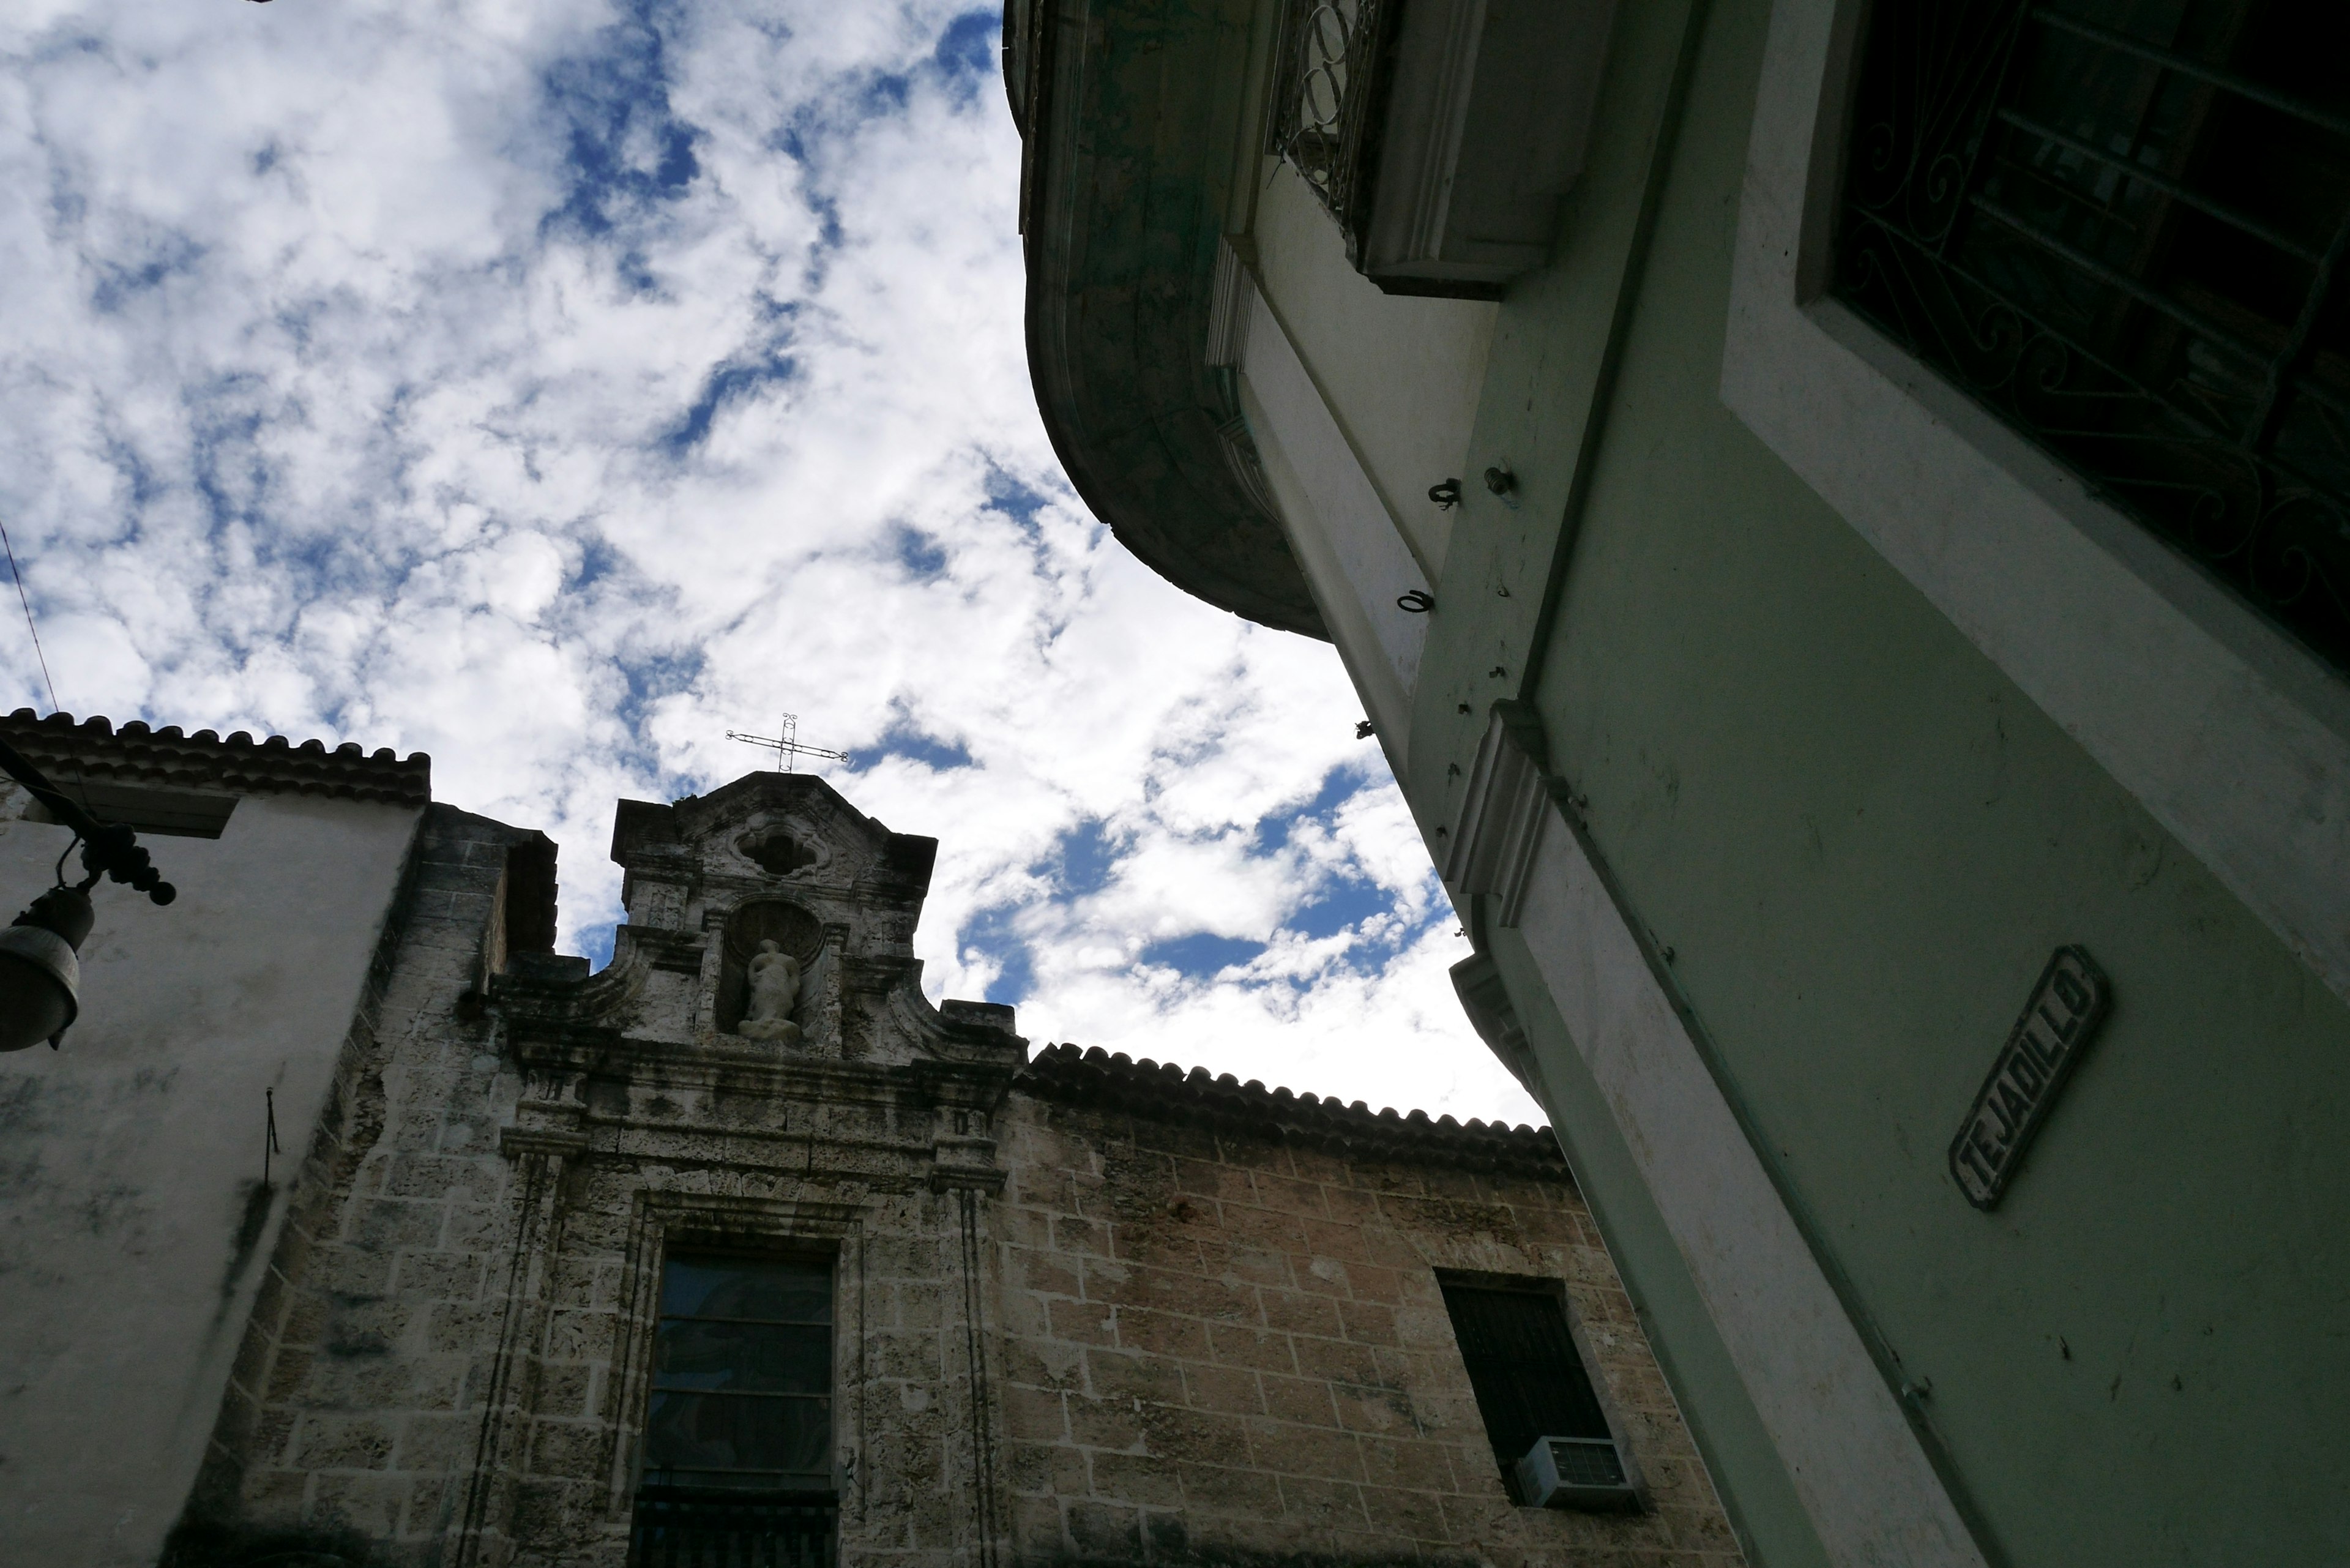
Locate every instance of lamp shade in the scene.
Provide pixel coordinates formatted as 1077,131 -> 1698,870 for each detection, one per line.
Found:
0,887 -> 92,1051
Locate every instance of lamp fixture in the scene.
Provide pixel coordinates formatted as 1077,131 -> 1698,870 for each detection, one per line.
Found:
0,733 -> 175,1052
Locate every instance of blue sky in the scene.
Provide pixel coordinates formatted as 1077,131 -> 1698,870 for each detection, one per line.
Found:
0,0 -> 1535,1124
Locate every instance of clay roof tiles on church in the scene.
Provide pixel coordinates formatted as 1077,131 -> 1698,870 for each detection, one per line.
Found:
1016,1042 -> 1569,1181
0,709 -> 431,807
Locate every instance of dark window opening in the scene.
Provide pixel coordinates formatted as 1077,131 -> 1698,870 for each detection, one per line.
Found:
1833,0 -> 2350,677
1438,1277 -> 1614,1503
632,1252 -> 836,1568
740,829 -> 816,878
23,779 -> 237,839
501,837 -> 559,958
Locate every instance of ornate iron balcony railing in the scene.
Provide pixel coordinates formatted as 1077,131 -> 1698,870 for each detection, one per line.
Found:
1833,0 -> 2350,676
1269,0 -> 1395,253
627,1488 -> 837,1568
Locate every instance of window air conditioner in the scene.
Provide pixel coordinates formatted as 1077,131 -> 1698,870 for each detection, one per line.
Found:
1515,1435 -> 1641,1510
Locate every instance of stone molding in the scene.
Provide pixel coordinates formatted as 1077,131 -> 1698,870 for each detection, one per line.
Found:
1449,950 -> 1541,1099
496,1125 -> 590,1162
1442,699 -> 1558,928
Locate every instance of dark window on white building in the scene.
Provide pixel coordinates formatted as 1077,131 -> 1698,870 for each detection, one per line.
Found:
1438,1278 -> 1617,1503
1834,1 -> 2350,676
630,1252 -> 836,1568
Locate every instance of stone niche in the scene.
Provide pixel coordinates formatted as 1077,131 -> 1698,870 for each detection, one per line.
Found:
715,898 -> 827,1038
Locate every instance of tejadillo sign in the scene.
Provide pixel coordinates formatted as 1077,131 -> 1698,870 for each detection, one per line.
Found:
1949,946 -> 2111,1209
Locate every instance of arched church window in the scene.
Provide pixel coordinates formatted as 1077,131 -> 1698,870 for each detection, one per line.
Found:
1833,0 -> 2350,676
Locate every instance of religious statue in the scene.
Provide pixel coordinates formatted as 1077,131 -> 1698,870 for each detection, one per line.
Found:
739,939 -> 803,1043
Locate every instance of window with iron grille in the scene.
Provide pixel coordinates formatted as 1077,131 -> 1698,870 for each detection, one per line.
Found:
1267,0 -> 1398,252
1833,1 -> 2350,677
630,1252 -> 837,1568
1437,1278 -> 1616,1501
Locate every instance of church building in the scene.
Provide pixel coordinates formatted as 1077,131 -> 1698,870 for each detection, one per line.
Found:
0,710 -> 1739,1568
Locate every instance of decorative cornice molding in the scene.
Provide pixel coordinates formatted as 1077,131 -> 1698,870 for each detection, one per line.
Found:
1449,952 -> 1541,1099
0,709 -> 431,807
1443,701 -> 1557,927
498,1126 -> 589,1162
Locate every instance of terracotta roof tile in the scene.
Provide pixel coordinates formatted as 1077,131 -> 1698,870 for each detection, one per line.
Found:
1016,1042 -> 1566,1179
0,709 -> 430,808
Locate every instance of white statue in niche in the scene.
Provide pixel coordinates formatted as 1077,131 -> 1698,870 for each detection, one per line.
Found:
739,939 -> 804,1043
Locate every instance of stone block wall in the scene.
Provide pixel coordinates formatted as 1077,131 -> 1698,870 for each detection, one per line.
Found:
166,804 -> 539,1566
151,777 -> 1746,1568
162,780 -> 1029,1568
991,1055 -> 1746,1568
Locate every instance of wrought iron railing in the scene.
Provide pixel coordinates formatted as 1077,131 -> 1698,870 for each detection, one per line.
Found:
1833,1 -> 2350,676
627,1488 -> 837,1568
1268,0 -> 1395,250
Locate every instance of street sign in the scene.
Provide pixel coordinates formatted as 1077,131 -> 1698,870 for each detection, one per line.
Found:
1949,946 -> 2111,1210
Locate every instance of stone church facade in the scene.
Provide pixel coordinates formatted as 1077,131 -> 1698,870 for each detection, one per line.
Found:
0,716 -> 1738,1566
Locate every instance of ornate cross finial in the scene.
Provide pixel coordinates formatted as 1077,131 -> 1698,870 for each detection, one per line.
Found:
725,713 -> 848,774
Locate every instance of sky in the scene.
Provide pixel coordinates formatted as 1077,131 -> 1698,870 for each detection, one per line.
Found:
0,0 -> 1539,1126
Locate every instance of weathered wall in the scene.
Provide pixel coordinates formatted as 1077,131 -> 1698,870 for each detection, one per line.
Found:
1406,1 -> 2350,1562
0,782 -> 420,1568
993,1054 -> 1742,1568
1248,161 -> 1496,583
165,781 -> 1028,1568
163,804 -> 544,1567
152,772 -> 1742,1568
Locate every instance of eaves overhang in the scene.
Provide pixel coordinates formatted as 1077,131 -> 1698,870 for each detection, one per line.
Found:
1010,0 -> 1327,640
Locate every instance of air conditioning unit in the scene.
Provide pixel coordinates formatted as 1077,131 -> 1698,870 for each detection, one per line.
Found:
1516,1435 -> 1641,1510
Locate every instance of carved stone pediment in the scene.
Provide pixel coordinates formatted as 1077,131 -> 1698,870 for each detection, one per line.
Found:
488,772 -> 1023,1152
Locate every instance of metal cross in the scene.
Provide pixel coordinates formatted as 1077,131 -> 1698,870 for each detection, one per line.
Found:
725,713 -> 848,774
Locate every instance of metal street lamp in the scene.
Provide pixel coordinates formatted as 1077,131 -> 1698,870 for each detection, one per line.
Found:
0,734 -> 174,1051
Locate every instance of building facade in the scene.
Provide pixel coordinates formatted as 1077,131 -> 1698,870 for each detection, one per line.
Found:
1008,2 -> 2350,1566
0,711 -> 436,1567
0,711 -> 1737,1568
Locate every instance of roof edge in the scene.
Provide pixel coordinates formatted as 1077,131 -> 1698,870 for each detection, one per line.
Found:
1016,1042 -> 1567,1180
0,709 -> 431,809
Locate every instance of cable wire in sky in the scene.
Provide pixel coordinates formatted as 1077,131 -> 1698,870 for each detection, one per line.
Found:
0,513 -> 62,717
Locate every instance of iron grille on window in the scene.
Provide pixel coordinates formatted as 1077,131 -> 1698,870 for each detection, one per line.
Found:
1269,0 -> 1397,250
631,1253 -> 836,1568
1833,1 -> 2350,676
629,1488 -> 837,1568
1437,1280 -> 1613,1500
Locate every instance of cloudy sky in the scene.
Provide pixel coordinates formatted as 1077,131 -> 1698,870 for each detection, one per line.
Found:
0,0 -> 1536,1124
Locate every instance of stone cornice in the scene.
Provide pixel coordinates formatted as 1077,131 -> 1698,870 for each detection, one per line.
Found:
1017,1043 -> 1568,1180
1,709 -> 430,807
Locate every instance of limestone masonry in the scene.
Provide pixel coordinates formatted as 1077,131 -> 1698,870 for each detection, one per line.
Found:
0,720 -> 1739,1568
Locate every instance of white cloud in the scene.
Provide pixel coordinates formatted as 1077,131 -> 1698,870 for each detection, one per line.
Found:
0,0 -> 1539,1126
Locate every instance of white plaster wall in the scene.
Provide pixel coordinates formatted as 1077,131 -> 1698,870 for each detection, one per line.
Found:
1240,288 -> 1428,767
0,790 -> 422,1568
1251,157 -> 1497,581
